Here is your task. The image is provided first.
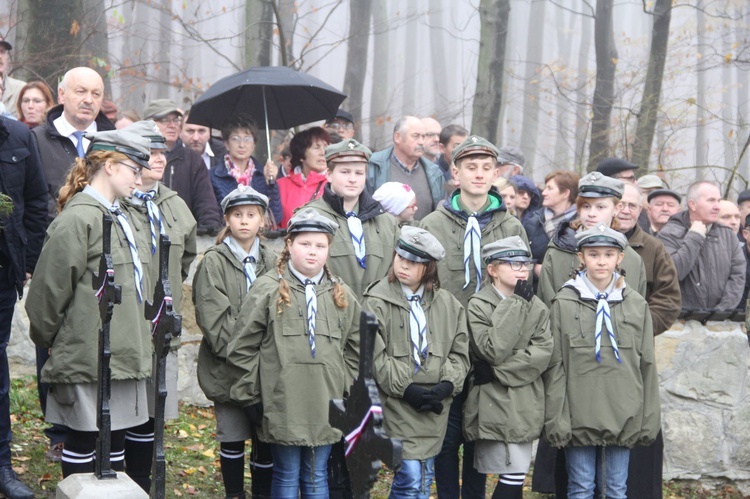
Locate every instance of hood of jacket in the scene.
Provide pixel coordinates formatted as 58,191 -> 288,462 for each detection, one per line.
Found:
321,184 -> 386,222
551,218 -> 579,252
510,174 -> 542,211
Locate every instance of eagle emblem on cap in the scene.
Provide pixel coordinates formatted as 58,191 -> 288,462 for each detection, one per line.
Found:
237,184 -> 246,192
152,123 -> 161,134
589,172 -> 600,181
598,224 -> 607,232
348,142 -> 355,149
471,136 -> 478,143
411,235 -> 420,243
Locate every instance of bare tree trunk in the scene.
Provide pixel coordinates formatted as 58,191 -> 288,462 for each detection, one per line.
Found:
471,0 -> 511,142
245,0 -> 274,67
368,0 -> 389,148
342,0 -> 372,125
574,12 -> 592,170
695,1 -> 707,180
631,0 -> 672,170
157,0 -> 171,94
275,0 -> 296,66
402,1 -> 419,114
587,0 -> 618,172
519,0 -> 547,175
554,6 -> 575,168
428,4 -> 449,117
81,0 -> 110,97
736,4 -> 749,182
722,32 -> 735,185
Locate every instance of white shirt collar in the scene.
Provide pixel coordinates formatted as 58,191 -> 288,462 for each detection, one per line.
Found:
53,113 -> 98,151
201,141 -> 215,169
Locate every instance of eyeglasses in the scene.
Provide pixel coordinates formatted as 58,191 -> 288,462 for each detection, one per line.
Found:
325,122 -> 354,131
502,261 -> 534,271
118,162 -> 143,180
424,132 -> 439,139
229,135 -> 254,144
155,116 -> 182,126
21,98 -> 46,105
620,202 -> 640,212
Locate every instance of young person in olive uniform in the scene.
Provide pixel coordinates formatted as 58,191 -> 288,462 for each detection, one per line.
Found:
362,226 -> 469,498
462,237 -> 552,499
26,130 -> 153,477
120,120 -> 198,492
227,208 -> 361,498
543,225 -> 660,499
194,186 -> 274,499
420,135 -> 528,498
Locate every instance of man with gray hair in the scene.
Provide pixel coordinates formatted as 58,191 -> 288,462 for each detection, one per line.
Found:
496,146 -> 525,178
658,180 -> 746,311
367,115 -> 445,220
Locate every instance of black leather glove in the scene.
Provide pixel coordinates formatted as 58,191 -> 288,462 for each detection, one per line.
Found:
419,398 -> 444,415
428,381 -> 454,401
244,402 -> 264,426
473,360 -> 494,385
403,384 -> 431,411
514,279 -> 534,302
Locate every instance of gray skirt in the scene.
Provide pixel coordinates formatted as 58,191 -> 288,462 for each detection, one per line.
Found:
46,379 -> 149,432
146,350 -> 179,420
214,402 -> 252,443
474,440 -> 532,475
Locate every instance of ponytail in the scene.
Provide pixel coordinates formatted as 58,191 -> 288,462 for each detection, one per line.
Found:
57,150 -> 127,213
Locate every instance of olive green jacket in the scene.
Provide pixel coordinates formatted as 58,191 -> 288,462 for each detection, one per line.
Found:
420,193 -> 528,307
26,193 -> 152,383
363,278 -> 469,460
193,242 -> 273,403
463,284 -> 552,444
305,197 -> 399,299
543,276 -> 661,448
227,268 -> 360,447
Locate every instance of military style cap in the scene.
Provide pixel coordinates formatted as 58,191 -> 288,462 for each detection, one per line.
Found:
325,138 -> 372,165
220,184 -> 269,214
636,174 -> 665,190
575,224 -> 628,250
288,208 -> 338,235
453,135 -> 500,163
737,189 -> 750,205
578,172 -> 624,199
482,236 -> 533,264
86,129 -> 151,169
647,188 -> 681,204
396,225 -> 445,263
497,146 -> 526,168
143,99 -> 183,120
596,158 -> 639,177
124,120 -> 167,150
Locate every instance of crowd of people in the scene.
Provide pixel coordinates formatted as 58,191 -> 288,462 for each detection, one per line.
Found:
0,47 -> 748,499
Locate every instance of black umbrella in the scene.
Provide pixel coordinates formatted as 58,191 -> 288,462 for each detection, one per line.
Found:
188,66 -> 347,160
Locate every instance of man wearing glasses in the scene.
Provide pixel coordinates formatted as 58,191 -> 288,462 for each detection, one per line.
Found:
323,109 -> 356,140
143,99 -> 222,235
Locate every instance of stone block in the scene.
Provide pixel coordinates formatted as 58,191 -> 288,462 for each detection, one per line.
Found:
56,472 -> 147,498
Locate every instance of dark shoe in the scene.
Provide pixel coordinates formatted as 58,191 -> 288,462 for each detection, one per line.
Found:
0,466 -> 34,499
45,442 -> 63,462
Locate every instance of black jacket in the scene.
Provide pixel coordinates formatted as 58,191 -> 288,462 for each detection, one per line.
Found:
31,104 -> 115,223
0,117 -> 48,296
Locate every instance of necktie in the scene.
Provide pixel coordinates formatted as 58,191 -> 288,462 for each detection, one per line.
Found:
463,214 -> 482,292
407,294 -> 428,372
72,131 -> 86,158
242,256 -> 257,291
346,212 -> 366,269
110,207 -> 144,303
133,190 -> 164,254
305,279 -> 317,358
594,292 -> 621,363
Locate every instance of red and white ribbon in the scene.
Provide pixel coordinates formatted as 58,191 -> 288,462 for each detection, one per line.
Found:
150,296 -> 173,335
344,405 -> 383,457
95,269 -> 115,303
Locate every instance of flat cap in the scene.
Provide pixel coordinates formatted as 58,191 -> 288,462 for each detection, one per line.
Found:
325,138 -> 372,165
497,146 -> 526,168
86,129 -> 151,169
596,158 -> 639,177
737,189 -> 750,205
637,174 -> 665,190
124,120 -> 167,150
453,135 -> 500,163
578,172 -> 624,199
220,184 -> 269,213
0,37 -> 12,51
396,226 -> 445,263
326,109 -> 354,124
288,208 -> 338,235
575,224 -> 628,250
143,99 -> 183,120
482,236 -> 532,264
647,188 -> 681,204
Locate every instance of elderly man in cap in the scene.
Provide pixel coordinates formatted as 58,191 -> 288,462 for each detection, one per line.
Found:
646,188 -> 681,235
596,157 -> 638,183
0,37 -> 25,118
496,145 -> 525,179
422,134 -> 528,499
658,180 -> 745,311
367,115 -> 445,221
323,108 -> 356,141
143,98 -> 222,234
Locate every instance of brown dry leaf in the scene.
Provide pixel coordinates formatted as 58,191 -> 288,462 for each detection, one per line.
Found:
12,466 -> 25,475
178,429 -> 188,438
14,456 -> 30,462
198,466 -> 207,475
201,449 -> 215,458
70,20 -> 80,37
174,489 -> 183,497
185,444 -> 204,452
38,473 -> 52,486
183,467 -> 197,476
198,424 -> 207,430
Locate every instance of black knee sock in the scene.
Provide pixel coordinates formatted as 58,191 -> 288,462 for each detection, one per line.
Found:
220,441 -> 245,497
125,418 -> 155,492
492,473 -> 525,499
111,429 -> 126,472
61,430 -> 97,477
249,434 -> 273,498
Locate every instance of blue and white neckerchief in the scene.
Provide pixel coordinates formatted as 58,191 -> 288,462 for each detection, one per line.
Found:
402,284 -> 427,372
346,211 -> 366,269
581,273 -> 621,364
224,236 -> 259,291
83,186 -> 144,302
132,189 -> 164,254
463,214 -> 482,292
288,263 -> 324,359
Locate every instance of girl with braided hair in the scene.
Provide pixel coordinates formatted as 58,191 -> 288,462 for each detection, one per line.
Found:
227,207 -> 360,499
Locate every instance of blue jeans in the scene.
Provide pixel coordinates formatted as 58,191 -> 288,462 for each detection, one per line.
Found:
565,446 -> 630,499
434,391 -> 486,498
389,458 -> 435,499
270,443 -> 332,498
